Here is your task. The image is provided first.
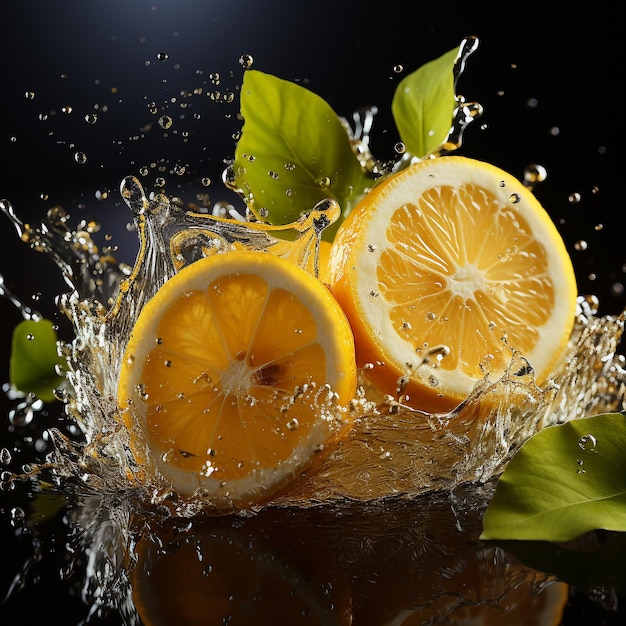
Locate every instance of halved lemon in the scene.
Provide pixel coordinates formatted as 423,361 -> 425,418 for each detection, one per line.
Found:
117,250 -> 357,511
328,155 -> 577,413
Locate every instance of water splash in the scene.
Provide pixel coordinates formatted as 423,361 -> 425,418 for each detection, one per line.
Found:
1,34 -> 624,620
2,177 -> 626,513
3,176 -> 624,626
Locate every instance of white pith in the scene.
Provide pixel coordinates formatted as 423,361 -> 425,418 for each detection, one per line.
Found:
352,157 -> 576,397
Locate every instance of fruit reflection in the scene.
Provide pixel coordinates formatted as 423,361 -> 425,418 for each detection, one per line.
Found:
130,488 -> 567,625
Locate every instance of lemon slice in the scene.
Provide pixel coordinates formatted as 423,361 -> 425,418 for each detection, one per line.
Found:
328,155 -> 577,412
117,250 -> 357,510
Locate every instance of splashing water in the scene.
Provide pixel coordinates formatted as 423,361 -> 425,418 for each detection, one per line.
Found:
2,35 -> 625,622
2,173 -> 626,509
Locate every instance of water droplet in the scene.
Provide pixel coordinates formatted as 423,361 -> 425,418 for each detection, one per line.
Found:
568,192 -> 582,204
523,164 -> 547,189
158,115 -> 173,129
316,176 -> 331,190
0,448 -> 12,465
10,507 -> 26,526
84,113 -> 98,124
574,240 -> 588,251
74,151 -> 87,164
239,54 -> 254,69
156,52 -> 169,61
508,193 -> 521,204
578,433 -> 597,452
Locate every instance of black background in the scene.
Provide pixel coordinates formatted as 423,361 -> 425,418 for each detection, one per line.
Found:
1,1 -> 624,624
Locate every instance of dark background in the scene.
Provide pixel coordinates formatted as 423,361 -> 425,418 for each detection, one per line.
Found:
1,1 -> 624,624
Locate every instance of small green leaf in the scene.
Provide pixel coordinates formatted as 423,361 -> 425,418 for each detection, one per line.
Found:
391,46 -> 459,159
10,318 -> 65,403
233,69 -> 371,239
481,413 -> 626,542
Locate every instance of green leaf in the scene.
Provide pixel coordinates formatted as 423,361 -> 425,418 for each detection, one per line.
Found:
391,46 -> 459,159
232,69 -> 371,239
10,318 -> 65,403
481,413 -> 626,542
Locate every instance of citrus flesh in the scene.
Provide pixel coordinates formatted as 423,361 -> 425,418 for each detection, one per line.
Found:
117,250 -> 357,510
328,155 -> 577,413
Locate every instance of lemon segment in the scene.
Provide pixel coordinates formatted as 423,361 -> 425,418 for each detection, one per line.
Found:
328,155 -> 577,412
117,250 -> 357,510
